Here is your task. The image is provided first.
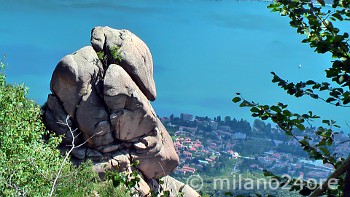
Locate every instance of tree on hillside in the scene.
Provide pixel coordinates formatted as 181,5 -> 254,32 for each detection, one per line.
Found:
0,60 -> 129,196
233,0 -> 350,196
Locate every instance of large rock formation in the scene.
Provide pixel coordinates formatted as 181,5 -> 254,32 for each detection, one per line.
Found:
44,26 -> 199,196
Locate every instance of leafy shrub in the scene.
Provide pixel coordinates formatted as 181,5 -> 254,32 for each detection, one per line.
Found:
0,60 -> 60,196
0,61 -> 124,196
96,46 -> 122,68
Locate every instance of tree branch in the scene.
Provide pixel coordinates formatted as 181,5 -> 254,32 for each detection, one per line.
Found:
310,155 -> 350,197
344,165 -> 350,197
49,116 -> 76,197
49,115 -> 103,196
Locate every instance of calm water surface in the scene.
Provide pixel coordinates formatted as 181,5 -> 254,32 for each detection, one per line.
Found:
0,0 -> 348,129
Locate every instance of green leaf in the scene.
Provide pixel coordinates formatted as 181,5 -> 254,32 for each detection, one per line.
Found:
318,139 -> 327,146
295,123 -> 305,131
327,138 -> 333,146
261,115 -> 269,120
239,100 -> 254,107
322,120 -> 330,125
224,192 -> 234,196
250,107 -> 260,113
263,169 -> 276,177
317,0 -> 325,6
252,113 -> 260,117
310,94 -> 319,99
334,124 -> 340,128
232,97 -> 241,103
332,12 -> 344,21
319,147 -> 330,156
300,139 -> 310,147
270,105 -> 282,113
306,80 -> 316,85
282,110 -> 292,117
326,97 -> 336,103
343,97 -> 350,105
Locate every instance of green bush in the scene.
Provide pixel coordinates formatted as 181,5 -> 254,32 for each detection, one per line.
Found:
0,61 -> 63,196
0,61 -> 128,196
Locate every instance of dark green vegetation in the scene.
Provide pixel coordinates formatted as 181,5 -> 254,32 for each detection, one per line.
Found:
97,46 -> 123,68
0,60 -> 129,196
234,0 -> 350,196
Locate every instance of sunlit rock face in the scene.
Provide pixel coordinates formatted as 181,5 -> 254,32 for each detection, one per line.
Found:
44,27 -> 200,196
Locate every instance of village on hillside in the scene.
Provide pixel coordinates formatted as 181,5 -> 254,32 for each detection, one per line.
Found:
161,113 -> 350,180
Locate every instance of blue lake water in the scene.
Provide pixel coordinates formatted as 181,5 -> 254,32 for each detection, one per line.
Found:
0,0 -> 348,129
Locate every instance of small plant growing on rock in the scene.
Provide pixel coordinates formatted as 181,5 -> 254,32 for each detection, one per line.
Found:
110,46 -> 123,63
106,161 -> 141,196
0,60 -> 100,196
96,51 -> 107,66
96,46 -> 123,69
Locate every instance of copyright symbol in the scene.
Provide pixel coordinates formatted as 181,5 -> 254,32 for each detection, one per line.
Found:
186,174 -> 203,191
